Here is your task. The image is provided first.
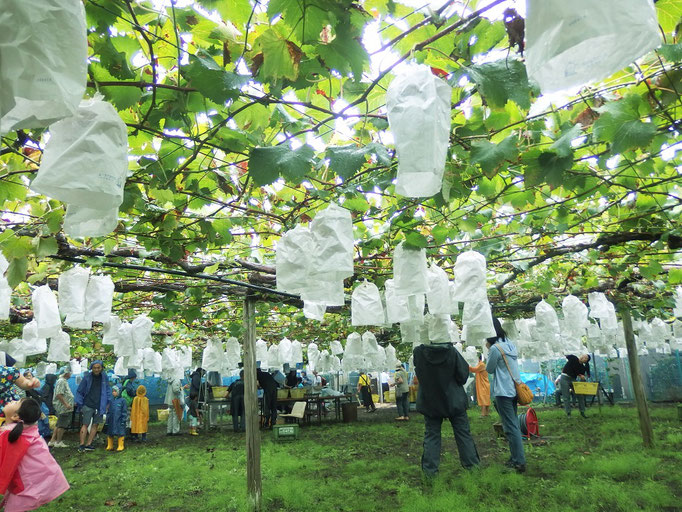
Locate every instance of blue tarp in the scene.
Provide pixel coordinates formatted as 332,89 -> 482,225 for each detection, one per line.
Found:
520,372 -> 555,398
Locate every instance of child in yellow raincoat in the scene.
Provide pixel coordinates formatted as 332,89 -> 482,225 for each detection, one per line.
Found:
130,385 -> 149,442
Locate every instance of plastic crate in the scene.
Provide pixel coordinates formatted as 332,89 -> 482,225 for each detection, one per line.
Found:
572,382 -> 598,395
157,408 -> 169,422
277,389 -> 290,399
212,386 -> 228,399
290,388 -> 305,399
273,424 -> 299,440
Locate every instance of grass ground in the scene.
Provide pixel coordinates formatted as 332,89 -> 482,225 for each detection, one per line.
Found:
36,402 -> 681,512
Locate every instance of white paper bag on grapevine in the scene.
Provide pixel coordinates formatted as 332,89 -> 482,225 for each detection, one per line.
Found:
85,275 -> 115,322
202,339 -> 224,372
400,322 -> 420,346
30,98 -> 128,209
426,314 -> 451,343
462,300 -> 495,337
307,343 -> 320,372
535,299 -> 560,339
674,287 -> 682,317
112,357 -> 126,377
69,359 -> 82,376
561,295 -> 589,335
303,300 -> 326,321
278,338 -> 293,365
143,348 -> 162,374
266,343 -> 280,369
102,315 -> 122,346
384,279 -> 410,324
0,277 -> 10,320
34,362 -> 48,379
351,280 -> 384,326
526,0 -> 661,94
0,252 -> 8,276
161,348 -> 179,375
32,285 -> 61,338
58,266 -> 90,328
301,278 -> 345,307
115,322 -> 135,357
361,331 -> 380,359
406,294 -> 426,324
449,319 -> 461,344
393,242 -> 429,296
288,340 -> 302,364
330,339 -> 344,356
588,292 -> 612,319
45,362 -> 58,376
131,314 -> 153,350
63,204 -> 119,238
463,345 -> 478,367
426,264 -> 451,315
385,344 -> 398,369
126,350 -> 144,371
310,202 -> 354,279
386,63 -> 451,197
255,339 -> 268,365
47,331 -> 71,362
451,251 -> 487,302
345,332 -> 363,357
178,345 -> 192,369
225,337 -> 241,369
0,0 -> 87,134
276,225 -> 314,294
650,317 -> 670,342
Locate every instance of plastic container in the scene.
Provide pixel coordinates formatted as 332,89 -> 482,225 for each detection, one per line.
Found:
572,382 -> 598,395
212,386 -> 228,399
290,388 -> 305,399
277,389 -> 290,399
157,408 -> 169,422
342,402 -> 358,423
383,391 -> 395,402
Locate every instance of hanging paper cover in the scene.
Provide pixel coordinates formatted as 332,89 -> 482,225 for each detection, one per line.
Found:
463,346 -> 478,367
278,338 -> 293,365
47,331 -> 71,362
303,300 -> 326,321
426,264 -> 451,315
177,346 -> 192,369
30,98 -> 128,209
406,294 -> 426,325
351,280 -> 385,326
58,266 -> 90,328
255,339 -> 268,364
161,348 -> 179,374
301,278 -> 345,307
330,340 -> 344,356
307,343 -> 320,372
115,322 -> 135,357
535,300 -> 560,339
0,0 -> 87,134
31,285 -> 61,338
588,292 -> 612,318
0,277 -> 10,320
202,339 -> 224,372
225,337 -> 241,369
561,295 -> 589,335
462,300 -> 495,336
112,356 -> 126,377
34,362 -> 48,379
266,343 -> 280,369
85,275 -> 115,322
674,287 -> 682,317
426,314 -> 451,343
385,344 -> 398,369
142,348 -> 162,374
126,350 -> 144,371
449,319 -> 461,344
0,252 -> 8,276
345,332 -> 363,356
102,315 -> 122,346
384,279 -> 411,324
21,320 -> 47,356
650,317 -> 670,342
63,204 -> 119,238
526,0 -> 661,94
131,315 -> 153,350
385,63 -> 451,197
451,251 -> 487,303
69,359 -> 82,376
290,340 -> 303,364
276,225 -> 314,294
361,331 -> 380,359
393,242 -> 429,296
310,202 -> 354,280
400,322 -> 420,346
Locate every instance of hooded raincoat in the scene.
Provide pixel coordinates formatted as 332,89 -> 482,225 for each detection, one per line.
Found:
106,395 -> 128,437
413,343 -> 469,418
130,385 -> 149,434
0,424 -> 69,512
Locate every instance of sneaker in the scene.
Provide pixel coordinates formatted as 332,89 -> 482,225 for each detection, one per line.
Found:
580,412 -> 588,418
57,441 -> 68,448
78,445 -> 86,453
47,441 -> 55,447
84,445 -> 96,451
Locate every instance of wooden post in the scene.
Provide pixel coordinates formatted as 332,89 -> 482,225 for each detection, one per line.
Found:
243,295 -> 262,510
620,308 -> 655,448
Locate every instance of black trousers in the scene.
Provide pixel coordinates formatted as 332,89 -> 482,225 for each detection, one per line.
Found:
421,412 -> 480,475
262,388 -> 277,427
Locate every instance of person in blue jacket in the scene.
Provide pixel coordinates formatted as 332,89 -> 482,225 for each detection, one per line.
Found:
75,360 -> 112,453
486,317 -> 527,473
105,385 -> 128,452
121,369 -> 137,407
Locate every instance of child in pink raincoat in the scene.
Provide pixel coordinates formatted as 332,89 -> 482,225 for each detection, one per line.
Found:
0,397 -> 69,511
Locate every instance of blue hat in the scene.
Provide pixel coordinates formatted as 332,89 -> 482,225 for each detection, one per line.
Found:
58,366 -> 71,375
90,360 -> 104,369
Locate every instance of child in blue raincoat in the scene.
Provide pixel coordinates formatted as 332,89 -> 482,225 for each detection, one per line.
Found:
105,386 -> 128,452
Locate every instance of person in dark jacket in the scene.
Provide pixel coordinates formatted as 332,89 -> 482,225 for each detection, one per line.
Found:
121,369 -> 137,407
559,354 -> 591,418
41,374 -> 58,416
75,360 -> 112,452
229,370 -> 245,432
414,338 -> 480,478
256,368 -> 278,428
189,367 -> 205,401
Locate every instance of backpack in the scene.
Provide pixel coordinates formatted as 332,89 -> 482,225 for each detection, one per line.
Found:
122,379 -> 135,406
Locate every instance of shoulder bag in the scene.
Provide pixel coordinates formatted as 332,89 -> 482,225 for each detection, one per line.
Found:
496,346 -> 534,406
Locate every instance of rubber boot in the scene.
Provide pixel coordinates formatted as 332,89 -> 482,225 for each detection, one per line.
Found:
117,437 -> 125,451
106,436 -> 114,451
189,427 -> 198,436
